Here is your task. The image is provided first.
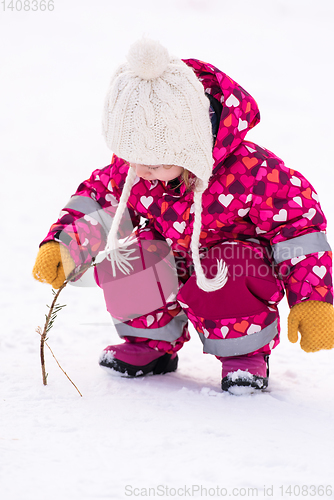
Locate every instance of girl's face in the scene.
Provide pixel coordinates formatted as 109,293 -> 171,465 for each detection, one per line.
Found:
130,163 -> 184,182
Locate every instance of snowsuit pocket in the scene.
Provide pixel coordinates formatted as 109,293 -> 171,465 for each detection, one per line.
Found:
95,237 -> 178,321
177,241 -> 284,320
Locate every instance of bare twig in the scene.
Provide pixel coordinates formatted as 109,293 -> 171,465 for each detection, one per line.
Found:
38,281 -> 68,385
36,326 -> 82,397
36,260 -> 97,395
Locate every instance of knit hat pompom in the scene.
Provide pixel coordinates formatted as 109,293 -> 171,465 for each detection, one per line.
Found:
127,38 -> 170,80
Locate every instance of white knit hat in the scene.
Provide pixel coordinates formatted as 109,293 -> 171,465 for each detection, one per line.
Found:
103,37 -> 214,183
102,38 -> 227,292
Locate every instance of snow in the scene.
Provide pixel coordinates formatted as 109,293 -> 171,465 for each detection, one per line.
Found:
1,1 -> 334,499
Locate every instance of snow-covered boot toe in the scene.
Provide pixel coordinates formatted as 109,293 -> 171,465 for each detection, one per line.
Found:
99,342 -> 178,377
220,354 -> 269,393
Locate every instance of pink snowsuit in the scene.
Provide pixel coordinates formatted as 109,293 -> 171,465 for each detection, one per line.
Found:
42,59 -> 333,359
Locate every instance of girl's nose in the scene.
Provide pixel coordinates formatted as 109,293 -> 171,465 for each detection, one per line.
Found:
135,165 -> 150,179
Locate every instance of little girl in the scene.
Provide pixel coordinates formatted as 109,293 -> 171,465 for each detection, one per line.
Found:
33,38 -> 334,392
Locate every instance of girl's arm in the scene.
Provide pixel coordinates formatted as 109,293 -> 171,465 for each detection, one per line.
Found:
41,155 -> 140,273
249,162 -> 333,307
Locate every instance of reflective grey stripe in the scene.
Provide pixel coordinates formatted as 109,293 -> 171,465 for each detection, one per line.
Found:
114,314 -> 188,342
64,195 -> 114,236
198,319 -> 278,357
272,232 -> 331,264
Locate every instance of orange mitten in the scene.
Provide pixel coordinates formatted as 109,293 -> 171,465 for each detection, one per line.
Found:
32,241 -> 75,289
288,301 -> 334,352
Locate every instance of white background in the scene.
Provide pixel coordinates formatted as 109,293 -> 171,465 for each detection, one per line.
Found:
0,1 -> 333,499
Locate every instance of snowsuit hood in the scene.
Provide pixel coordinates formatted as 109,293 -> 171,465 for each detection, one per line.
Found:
183,58 -> 261,173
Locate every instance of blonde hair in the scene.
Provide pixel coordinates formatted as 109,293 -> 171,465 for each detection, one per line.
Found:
162,165 -> 193,191
182,169 -> 192,190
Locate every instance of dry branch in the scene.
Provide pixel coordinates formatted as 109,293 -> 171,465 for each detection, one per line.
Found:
36,260 -> 97,395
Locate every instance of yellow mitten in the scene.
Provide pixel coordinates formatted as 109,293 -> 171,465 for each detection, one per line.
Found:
32,241 -> 75,289
288,301 -> 334,352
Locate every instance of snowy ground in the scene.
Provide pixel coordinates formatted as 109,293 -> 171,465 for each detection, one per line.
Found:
1,1 -> 334,499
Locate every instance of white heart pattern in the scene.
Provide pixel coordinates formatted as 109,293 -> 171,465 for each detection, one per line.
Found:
225,94 -> 240,107
247,324 -> 261,335
146,315 -> 155,327
203,328 -> 210,339
140,196 -> 153,209
156,312 -> 163,322
218,193 -> 233,207
292,196 -> 303,207
220,326 -> 229,338
238,208 -> 250,217
238,119 -> 248,132
177,300 -> 188,309
290,176 -> 301,186
173,221 -> 186,234
303,208 -> 316,220
105,193 -> 119,206
313,265 -> 326,279
245,145 -> 257,153
273,209 -> 287,221
84,214 -> 98,225
291,255 -> 306,265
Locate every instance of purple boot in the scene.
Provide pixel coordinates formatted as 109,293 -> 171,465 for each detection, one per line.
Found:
220,353 -> 269,393
99,342 -> 178,377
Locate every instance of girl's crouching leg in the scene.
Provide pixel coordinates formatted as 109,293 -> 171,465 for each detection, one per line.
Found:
99,306 -> 189,377
176,241 -> 283,392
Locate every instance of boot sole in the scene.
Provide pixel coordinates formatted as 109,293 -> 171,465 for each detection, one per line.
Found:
221,374 -> 268,392
99,353 -> 178,377
221,355 -> 270,392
